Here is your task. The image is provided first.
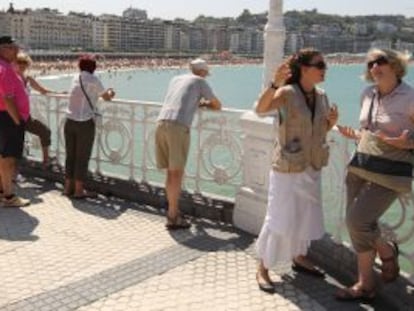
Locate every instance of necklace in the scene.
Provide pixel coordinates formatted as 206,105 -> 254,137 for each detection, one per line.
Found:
298,83 -> 316,120
377,80 -> 401,97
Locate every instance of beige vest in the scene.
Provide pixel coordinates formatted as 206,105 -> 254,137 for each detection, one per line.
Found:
272,84 -> 331,173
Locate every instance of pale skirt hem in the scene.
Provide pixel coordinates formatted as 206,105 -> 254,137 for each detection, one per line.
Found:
256,225 -> 323,269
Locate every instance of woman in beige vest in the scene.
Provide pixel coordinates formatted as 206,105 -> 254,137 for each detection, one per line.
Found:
254,48 -> 338,292
335,49 -> 414,301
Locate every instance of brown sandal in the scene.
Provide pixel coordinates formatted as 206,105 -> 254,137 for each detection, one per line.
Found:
166,215 -> 191,230
380,241 -> 400,283
335,286 -> 376,302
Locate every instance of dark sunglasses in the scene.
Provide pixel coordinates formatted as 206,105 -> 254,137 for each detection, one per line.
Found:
367,56 -> 389,69
304,61 -> 327,70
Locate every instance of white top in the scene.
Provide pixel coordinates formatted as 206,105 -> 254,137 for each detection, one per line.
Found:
66,71 -> 105,121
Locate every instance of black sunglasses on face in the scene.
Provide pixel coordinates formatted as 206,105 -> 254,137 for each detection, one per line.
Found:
304,61 -> 327,70
367,56 -> 389,69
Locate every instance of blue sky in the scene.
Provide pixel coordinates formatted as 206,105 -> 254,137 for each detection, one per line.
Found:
6,0 -> 414,19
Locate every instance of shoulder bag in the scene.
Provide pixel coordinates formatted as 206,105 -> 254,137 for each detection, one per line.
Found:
348,93 -> 413,193
79,75 -> 102,127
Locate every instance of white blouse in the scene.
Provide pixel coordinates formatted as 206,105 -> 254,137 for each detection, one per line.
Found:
66,71 -> 105,121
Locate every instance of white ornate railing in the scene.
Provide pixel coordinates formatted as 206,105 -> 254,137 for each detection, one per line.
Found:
28,94 -> 245,198
28,94 -> 414,282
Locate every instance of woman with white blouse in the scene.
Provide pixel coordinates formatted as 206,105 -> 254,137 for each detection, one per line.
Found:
63,55 -> 115,199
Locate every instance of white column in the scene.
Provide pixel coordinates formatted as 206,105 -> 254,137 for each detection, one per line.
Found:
262,0 -> 286,89
233,0 -> 285,235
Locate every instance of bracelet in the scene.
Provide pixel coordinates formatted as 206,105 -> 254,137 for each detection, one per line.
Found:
270,82 -> 278,90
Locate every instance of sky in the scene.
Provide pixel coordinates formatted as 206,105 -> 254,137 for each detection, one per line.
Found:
4,0 -> 414,20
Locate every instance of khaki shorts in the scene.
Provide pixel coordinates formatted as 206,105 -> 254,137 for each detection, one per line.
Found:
155,120 -> 190,170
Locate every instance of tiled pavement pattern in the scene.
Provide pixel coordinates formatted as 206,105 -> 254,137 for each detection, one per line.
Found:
0,176 -> 397,310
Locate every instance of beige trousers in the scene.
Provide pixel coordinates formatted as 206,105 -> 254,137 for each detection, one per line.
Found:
346,172 -> 398,253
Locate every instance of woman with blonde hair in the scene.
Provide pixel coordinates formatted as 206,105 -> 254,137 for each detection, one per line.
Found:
255,48 -> 338,292
14,52 -> 65,167
336,48 -> 414,301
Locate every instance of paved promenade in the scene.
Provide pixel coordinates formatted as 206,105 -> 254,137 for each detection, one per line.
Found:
0,175 -> 396,311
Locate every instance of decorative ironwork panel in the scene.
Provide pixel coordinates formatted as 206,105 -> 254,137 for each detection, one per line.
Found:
29,94 -> 244,198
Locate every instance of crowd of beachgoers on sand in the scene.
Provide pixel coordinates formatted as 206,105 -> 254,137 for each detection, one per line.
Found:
29,56 -> 263,77
26,52 -> 411,78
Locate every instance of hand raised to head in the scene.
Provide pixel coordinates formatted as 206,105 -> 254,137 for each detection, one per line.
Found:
272,63 -> 291,87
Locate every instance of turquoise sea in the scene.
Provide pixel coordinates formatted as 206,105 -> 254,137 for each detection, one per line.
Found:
38,63 -> 414,128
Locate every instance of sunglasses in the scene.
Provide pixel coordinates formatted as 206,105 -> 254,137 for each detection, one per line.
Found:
367,56 -> 389,69
304,61 -> 327,70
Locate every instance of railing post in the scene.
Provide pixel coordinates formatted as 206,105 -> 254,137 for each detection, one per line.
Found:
233,0 -> 285,235
233,113 -> 276,234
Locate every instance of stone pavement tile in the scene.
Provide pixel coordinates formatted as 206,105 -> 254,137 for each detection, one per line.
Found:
0,184 -> 198,307
75,249 -> 325,311
0,176 -> 399,311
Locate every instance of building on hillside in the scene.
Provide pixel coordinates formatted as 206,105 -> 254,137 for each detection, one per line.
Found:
122,7 -> 147,20
0,12 -> 10,36
370,39 -> 393,50
121,19 -> 165,52
100,14 -> 122,51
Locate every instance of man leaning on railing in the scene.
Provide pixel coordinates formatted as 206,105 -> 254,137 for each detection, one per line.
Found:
155,58 -> 222,230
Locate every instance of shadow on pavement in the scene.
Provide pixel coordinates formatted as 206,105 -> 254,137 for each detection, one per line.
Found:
69,195 -> 127,220
281,271 -> 396,311
167,217 -> 255,252
0,207 -> 39,241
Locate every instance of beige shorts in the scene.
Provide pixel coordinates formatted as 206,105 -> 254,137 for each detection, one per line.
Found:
155,120 -> 190,170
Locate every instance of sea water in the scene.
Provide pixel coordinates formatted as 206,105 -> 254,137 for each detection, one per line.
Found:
38,63 -> 414,128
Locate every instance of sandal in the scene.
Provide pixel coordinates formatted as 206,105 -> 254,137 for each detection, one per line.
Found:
380,241 -> 400,283
335,286 -> 376,302
292,261 -> 325,278
166,215 -> 191,230
72,191 -> 98,200
256,272 -> 275,293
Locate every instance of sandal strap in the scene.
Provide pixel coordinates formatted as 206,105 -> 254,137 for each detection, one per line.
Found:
380,241 -> 399,262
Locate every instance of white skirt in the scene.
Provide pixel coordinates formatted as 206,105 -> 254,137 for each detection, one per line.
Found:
256,167 -> 325,268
